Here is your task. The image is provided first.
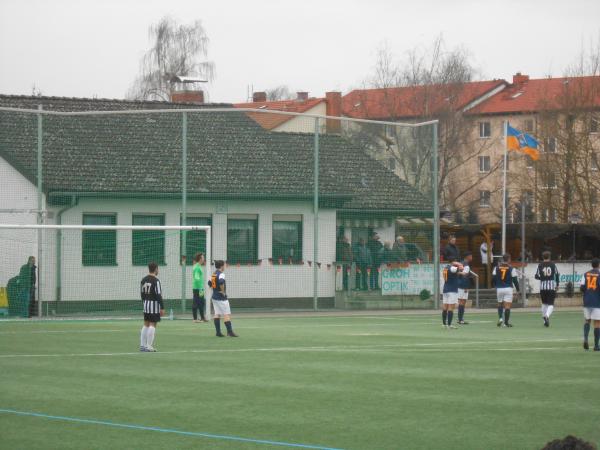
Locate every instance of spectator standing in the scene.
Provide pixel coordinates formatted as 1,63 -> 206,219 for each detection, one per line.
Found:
354,238 -> 371,291
480,239 -> 494,287
28,256 -> 37,318
367,233 -> 384,290
392,236 -> 407,262
443,235 -> 460,262
339,236 -> 353,290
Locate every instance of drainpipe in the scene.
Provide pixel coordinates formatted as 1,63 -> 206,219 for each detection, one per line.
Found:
55,196 -> 78,302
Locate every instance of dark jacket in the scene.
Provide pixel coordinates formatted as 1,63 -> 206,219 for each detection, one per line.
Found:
443,243 -> 460,262
367,238 -> 384,265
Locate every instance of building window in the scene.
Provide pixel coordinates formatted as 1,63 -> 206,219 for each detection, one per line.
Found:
180,215 -> 212,265
227,216 -> 258,264
544,137 -> 557,153
542,208 -> 558,223
82,214 -> 117,266
272,215 -> 303,264
479,190 -> 491,207
479,122 -> 491,138
132,214 -> 165,266
592,153 -> 599,171
388,157 -> 396,171
591,115 -> 599,133
478,156 -> 490,172
524,119 -> 534,133
592,189 -> 598,206
543,172 -> 557,189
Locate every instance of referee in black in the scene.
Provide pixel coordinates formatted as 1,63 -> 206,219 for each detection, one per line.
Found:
535,251 -> 560,327
140,262 -> 164,352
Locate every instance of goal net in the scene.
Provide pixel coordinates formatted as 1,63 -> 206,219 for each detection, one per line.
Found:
0,224 -> 211,318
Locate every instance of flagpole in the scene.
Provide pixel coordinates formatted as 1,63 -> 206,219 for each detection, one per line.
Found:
502,120 -> 508,255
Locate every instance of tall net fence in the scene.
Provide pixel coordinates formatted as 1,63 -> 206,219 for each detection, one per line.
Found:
0,104 -> 438,317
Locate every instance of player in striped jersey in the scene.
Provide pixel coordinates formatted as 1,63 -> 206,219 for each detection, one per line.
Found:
535,251 -> 559,327
579,258 -> 600,351
492,253 -> 520,327
140,262 -> 164,352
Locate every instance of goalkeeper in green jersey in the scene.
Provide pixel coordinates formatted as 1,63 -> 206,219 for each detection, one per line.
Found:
192,253 -> 208,323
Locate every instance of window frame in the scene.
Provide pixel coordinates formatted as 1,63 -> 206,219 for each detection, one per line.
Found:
591,115 -> 599,134
82,213 -> 117,266
132,213 -> 166,266
478,155 -> 491,173
227,215 -> 259,265
479,190 -> 491,208
479,121 -> 491,138
544,137 -> 557,153
272,215 -> 303,264
180,214 -> 212,266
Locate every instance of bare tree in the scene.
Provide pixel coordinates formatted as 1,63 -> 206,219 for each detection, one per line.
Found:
265,85 -> 294,101
350,36 -> 496,222
127,16 -> 215,101
517,38 -> 600,224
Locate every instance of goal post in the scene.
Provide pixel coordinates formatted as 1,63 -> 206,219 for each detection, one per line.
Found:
0,224 -> 212,319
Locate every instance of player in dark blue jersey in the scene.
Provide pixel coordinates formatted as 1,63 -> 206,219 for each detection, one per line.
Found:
442,258 -> 464,329
579,258 -> 600,351
457,252 -> 473,325
492,253 -> 520,327
208,260 -> 238,337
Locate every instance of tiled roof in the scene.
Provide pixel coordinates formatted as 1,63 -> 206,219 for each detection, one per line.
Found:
467,76 -> 600,115
233,98 -> 325,129
343,80 -> 507,120
0,95 -> 431,212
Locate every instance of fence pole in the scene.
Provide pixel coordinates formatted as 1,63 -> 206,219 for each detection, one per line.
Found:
181,112 -> 188,315
37,105 -> 43,318
313,117 -> 320,311
432,122 -> 440,309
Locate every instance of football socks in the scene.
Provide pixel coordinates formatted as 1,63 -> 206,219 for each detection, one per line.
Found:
214,318 -> 222,334
442,310 -> 447,325
458,304 -> 465,322
584,322 -> 591,343
146,326 -> 155,348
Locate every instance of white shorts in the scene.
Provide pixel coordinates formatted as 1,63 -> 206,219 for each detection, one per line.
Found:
212,299 -> 231,316
583,307 -> 600,320
443,292 -> 459,305
497,287 -> 513,303
458,289 -> 469,300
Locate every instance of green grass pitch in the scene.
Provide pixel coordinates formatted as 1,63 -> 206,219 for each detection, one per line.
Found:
0,310 -> 598,450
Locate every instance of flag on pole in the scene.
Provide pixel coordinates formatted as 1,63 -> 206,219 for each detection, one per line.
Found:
507,124 -> 540,160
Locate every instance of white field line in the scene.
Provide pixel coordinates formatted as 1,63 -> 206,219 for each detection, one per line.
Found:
0,322 -> 477,334
0,338 -> 570,359
0,329 -> 124,335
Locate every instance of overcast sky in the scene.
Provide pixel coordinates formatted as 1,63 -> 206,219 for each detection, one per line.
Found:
1,0 -> 599,103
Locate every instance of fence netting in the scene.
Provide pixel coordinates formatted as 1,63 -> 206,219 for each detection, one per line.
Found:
0,106 -> 437,317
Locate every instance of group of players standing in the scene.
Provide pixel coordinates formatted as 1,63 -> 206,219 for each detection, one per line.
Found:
442,250 -> 600,351
138,252 -> 238,352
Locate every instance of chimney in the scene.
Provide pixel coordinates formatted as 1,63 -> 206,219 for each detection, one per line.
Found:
512,72 -> 529,86
252,91 -> 267,102
325,91 -> 342,133
296,91 -> 309,101
170,90 -> 204,104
